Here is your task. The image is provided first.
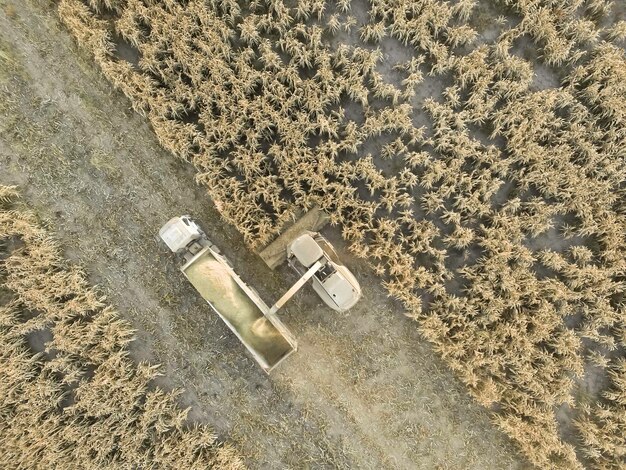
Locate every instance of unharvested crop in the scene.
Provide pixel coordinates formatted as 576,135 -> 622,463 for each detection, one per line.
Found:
55,0 -> 625,468
0,186 -> 243,469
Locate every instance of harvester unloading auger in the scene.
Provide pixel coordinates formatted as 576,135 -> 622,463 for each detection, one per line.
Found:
158,208 -> 362,373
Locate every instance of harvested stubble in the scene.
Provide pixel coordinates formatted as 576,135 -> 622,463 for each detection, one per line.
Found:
56,0 -> 626,468
0,186 -> 244,469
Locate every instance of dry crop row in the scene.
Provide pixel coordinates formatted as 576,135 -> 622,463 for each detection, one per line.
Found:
56,0 -> 626,468
0,186 -> 243,469
496,0 -> 626,65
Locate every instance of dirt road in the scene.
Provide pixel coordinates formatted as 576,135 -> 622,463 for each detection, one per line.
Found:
0,1 -> 528,468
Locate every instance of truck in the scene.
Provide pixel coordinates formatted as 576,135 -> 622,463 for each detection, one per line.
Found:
159,213 -> 361,373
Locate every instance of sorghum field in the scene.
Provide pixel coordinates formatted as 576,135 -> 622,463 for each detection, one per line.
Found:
1,0 -> 625,468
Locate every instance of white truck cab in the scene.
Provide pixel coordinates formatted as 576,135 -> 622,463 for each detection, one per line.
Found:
159,216 -> 203,253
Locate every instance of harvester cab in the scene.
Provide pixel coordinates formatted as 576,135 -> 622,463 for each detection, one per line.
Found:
256,207 -> 361,313
286,232 -> 361,312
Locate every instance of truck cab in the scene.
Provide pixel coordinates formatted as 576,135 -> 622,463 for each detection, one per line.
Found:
159,216 -> 203,253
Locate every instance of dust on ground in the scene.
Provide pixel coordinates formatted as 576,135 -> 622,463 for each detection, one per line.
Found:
0,0 -> 529,468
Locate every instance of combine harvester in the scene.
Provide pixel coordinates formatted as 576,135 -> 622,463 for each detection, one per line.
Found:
159,209 -> 361,373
